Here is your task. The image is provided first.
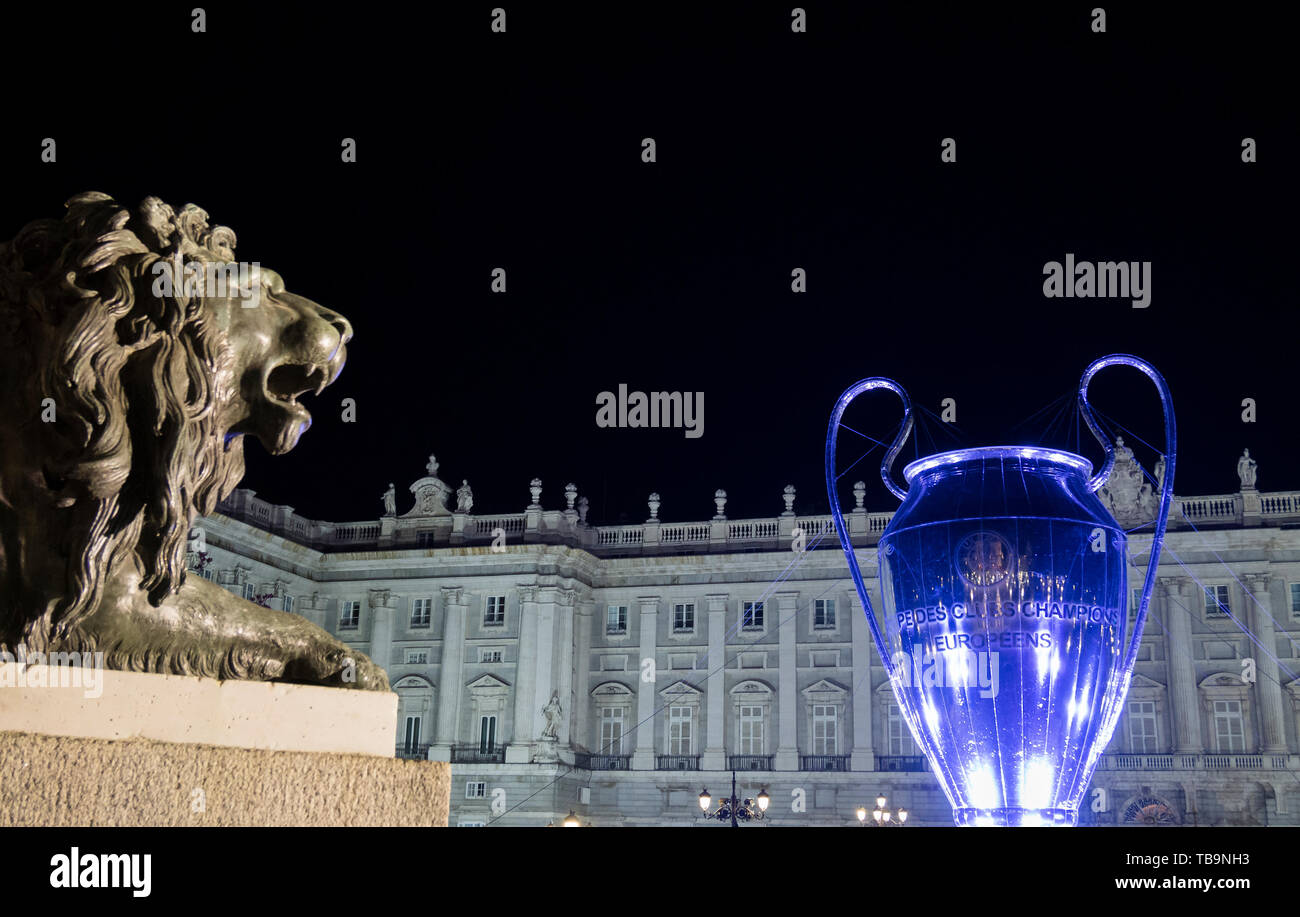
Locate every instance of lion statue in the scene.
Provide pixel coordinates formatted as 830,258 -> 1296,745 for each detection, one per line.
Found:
0,192 -> 387,690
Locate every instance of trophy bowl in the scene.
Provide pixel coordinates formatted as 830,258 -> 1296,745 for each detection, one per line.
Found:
825,356 -> 1175,826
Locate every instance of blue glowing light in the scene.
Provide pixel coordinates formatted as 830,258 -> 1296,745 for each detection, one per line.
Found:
825,355 -> 1176,826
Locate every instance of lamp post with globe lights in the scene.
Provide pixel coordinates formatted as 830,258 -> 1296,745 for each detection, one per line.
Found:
857,795 -> 908,826
698,771 -> 770,827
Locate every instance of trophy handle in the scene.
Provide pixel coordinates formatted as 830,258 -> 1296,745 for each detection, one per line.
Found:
825,377 -> 914,673
1078,354 -> 1177,671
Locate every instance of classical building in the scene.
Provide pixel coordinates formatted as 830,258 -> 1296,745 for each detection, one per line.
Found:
192,446 -> 1300,826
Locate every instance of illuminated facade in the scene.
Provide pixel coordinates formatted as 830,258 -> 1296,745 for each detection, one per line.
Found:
192,447 -> 1300,826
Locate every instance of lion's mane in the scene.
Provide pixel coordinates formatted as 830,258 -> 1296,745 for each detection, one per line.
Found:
0,193 -> 246,653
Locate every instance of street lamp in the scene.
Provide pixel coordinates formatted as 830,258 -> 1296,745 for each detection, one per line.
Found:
698,771 -> 768,827
562,810 -> 582,827
861,794 -> 908,826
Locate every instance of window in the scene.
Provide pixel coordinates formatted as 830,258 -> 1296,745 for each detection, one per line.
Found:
668,705 -> 693,755
200,566 -> 215,581
479,715 -> 498,753
814,599 -> 836,629
1204,584 -> 1231,619
1130,588 -> 1141,622
339,600 -> 360,629
416,532 -> 436,548
1128,701 -> 1158,753
402,715 -> 422,752
1212,700 -> 1244,753
606,604 -> 628,635
739,705 -> 764,754
406,649 -> 430,664
812,704 -> 837,755
886,704 -> 915,755
484,595 -> 506,626
480,648 -> 503,663
600,706 -> 626,755
465,781 -> 487,799
242,583 -> 255,601
1290,583 -> 1300,621
282,594 -> 294,614
673,603 -> 695,633
742,601 -> 765,630
411,597 -> 432,628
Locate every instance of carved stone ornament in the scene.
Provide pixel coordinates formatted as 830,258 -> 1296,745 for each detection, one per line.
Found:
405,457 -> 451,518
0,193 -> 386,689
1097,436 -> 1158,529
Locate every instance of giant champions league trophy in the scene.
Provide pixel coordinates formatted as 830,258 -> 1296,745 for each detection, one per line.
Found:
825,355 -> 1175,826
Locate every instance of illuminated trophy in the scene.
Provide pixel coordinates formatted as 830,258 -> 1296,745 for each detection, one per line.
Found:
825,355 -> 1175,826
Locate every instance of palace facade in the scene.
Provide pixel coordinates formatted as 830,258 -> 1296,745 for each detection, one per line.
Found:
192,446 -> 1300,826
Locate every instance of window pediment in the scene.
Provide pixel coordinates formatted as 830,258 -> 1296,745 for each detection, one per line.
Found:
658,680 -> 703,701
467,673 -> 511,694
591,680 -> 634,698
802,678 -> 848,699
1129,673 -> 1166,691
393,674 -> 435,690
1199,672 -> 1246,690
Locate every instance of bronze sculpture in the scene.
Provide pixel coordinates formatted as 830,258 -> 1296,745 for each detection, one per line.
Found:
0,193 -> 387,690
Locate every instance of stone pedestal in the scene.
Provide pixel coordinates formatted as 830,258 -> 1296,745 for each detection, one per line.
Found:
533,737 -> 560,762
0,665 -> 449,827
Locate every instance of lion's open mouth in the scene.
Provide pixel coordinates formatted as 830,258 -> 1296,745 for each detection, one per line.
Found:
253,359 -> 333,453
265,360 -> 329,408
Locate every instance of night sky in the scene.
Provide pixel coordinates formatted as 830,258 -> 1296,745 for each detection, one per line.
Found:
2,3 -> 1294,526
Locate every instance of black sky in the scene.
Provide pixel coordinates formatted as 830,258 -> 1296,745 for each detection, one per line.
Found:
2,3 -> 1295,525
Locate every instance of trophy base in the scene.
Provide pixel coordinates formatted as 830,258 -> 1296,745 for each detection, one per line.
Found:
953,807 -> 1077,827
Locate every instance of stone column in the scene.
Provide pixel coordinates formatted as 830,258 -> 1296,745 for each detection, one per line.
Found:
632,596 -> 660,769
775,591 -> 799,770
532,591 -> 558,748
367,589 -> 395,677
431,586 -> 467,761
1244,574 -> 1288,753
573,601 -> 595,752
849,588 -> 875,771
702,594 -> 728,770
555,589 -> 576,751
506,584 -> 539,763
1166,578 -> 1203,753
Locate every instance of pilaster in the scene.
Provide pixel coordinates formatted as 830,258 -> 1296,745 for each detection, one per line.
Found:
702,593 -> 728,770
632,596 -> 660,769
430,586 -> 467,761
775,591 -> 799,770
